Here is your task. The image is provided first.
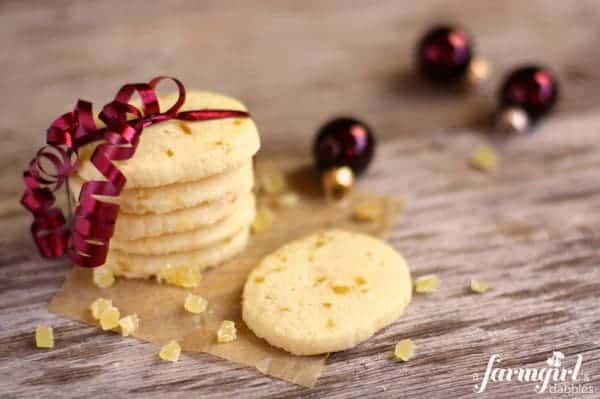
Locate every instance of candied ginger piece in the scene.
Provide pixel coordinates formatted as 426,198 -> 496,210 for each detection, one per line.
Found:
35,325 -> 54,349
90,298 -> 113,319
251,208 -> 274,234
330,280 -> 353,295
469,145 -> 499,172
217,320 -> 237,343
394,339 -> 415,361
259,169 -> 287,195
276,192 -> 299,208
119,314 -> 140,337
99,306 -> 120,331
415,274 -> 439,294
184,293 -> 208,314
352,200 -> 383,222
159,340 -> 181,362
93,266 -> 115,288
470,279 -> 490,294
159,264 -> 202,288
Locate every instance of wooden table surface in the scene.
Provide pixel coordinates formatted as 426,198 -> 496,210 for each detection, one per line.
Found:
2,1 -> 600,398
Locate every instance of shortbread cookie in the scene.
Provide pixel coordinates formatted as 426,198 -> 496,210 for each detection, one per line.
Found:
76,91 -> 261,188
69,161 -> 254,215
242,230 -> 412,355
106,227 -> 250,279
109,191 -> 254,241
111,200 -> 255,255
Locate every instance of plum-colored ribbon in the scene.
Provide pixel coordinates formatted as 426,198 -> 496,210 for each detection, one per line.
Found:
21,76 -> 249,268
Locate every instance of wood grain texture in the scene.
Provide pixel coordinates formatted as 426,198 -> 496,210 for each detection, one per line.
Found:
1,1 -> 600,398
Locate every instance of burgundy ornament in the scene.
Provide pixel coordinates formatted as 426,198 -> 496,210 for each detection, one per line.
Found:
313,117 -> 376,199
500,66 -> 558,119
313,117 -> 375,176
417,25 -> 473,82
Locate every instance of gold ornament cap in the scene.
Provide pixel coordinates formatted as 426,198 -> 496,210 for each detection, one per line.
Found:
495,106 -> 530,135
321,166 -> 354,200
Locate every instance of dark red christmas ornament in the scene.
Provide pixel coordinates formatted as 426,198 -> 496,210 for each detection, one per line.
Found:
496,65 -> 559,134
313,117 -> 375,198
417,25 -> 473,83
500,65 -> 558,119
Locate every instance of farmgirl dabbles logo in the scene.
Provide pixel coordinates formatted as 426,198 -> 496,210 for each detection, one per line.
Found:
473,351 -> 595,395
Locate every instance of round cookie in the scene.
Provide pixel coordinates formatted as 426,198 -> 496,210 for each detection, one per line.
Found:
69,161 -> 254,215
75,91 -> 260,188
110,199 -> 255,255
108,191 -> 254,240
242,230 -> 412,356
106,227 -> 250,279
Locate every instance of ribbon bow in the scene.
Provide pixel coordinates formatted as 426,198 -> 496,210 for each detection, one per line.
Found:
21,76 -> 249,268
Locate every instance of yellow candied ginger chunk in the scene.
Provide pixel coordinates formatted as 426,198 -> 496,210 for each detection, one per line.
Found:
119,314 -> 140,337
251,207 -> 275,234
470,279 -> 490,294
258,169 -> 287,195
352,200 -> 383,222
330,280 -> 353,295
93,266 -> 115,288
158,340 -> 181,362
276,192 -> 300,208
469,145 -> 499,172
394,339 -> 415,362
159,264 -> 202,288
415,274 -> 439,294
217,320 -> 237,343
35,325 -> 54,349
99,306 -> 120,331
90,298 -> 113,319
184,293 -> 208,314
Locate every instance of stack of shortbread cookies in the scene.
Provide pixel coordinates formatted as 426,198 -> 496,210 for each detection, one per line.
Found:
70,91 -> 260,284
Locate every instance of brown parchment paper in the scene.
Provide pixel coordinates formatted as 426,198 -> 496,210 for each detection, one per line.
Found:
48,158 -> 403,387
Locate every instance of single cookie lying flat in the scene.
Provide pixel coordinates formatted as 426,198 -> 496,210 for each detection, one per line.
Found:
242,230 -> 412,356
75,91 -> 260,188
69,160 -> 254,215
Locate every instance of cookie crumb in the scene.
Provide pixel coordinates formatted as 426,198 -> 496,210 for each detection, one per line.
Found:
158,340 -> 181,362
93,266 -> 115,288
394,339 -> 415,361
352,200 -> 383,222
90,298 -> 113,319
35,325 -> 54,349
184,293 -> 208,314
217,320 -> 237,343
469,145 -> 499,172
470,279 -> 490,294
158,265 -> 202,288
276,192 -> 299,208
258,169 -> 287,195
415,274 -> 439,294
166,148 -> 174,157
119,314 -> 140,337
251,207 -> 275,234
99,305 -> 121,331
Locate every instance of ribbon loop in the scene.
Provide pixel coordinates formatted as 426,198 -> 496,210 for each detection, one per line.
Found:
22,76 -> 250,267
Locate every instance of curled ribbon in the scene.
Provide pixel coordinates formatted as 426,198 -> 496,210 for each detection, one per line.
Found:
21,76 -> 249,268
